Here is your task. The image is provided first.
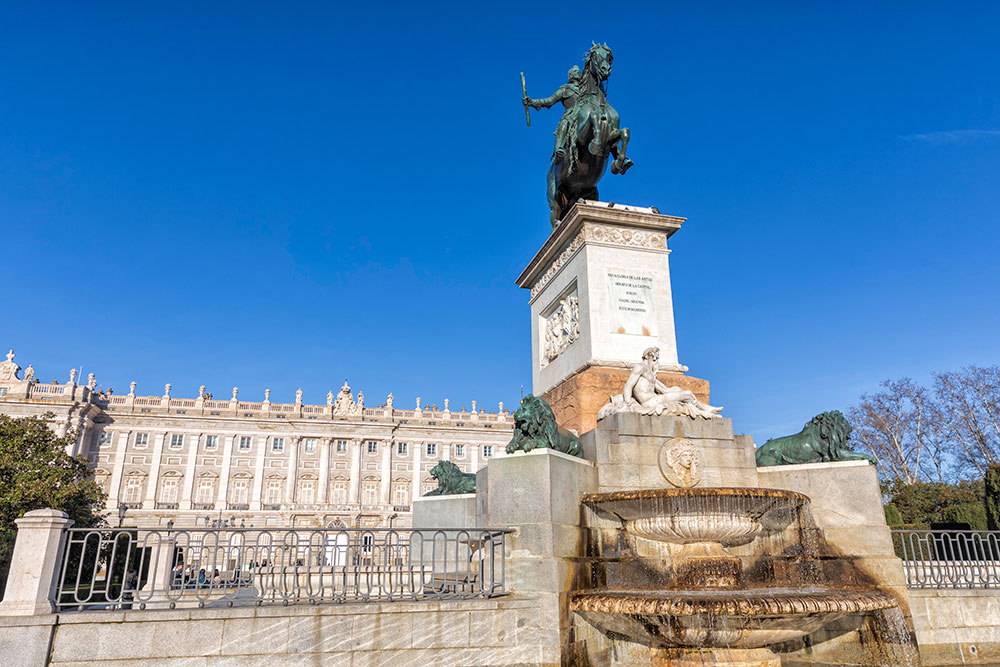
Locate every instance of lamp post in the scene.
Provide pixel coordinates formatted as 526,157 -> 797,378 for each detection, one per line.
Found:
118,503 -> 128,528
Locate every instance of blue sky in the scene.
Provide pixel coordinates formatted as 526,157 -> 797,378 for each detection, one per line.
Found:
1,3 -> 998,441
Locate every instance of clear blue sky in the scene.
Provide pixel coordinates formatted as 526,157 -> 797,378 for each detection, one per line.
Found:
2,3 -> 998,441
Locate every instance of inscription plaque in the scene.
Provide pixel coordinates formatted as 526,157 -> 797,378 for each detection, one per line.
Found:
607,270 -> 656,336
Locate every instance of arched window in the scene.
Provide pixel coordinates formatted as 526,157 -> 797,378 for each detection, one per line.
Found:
332,479 -> 348,504
362,479 -> 378,507
160,477 -> 179,504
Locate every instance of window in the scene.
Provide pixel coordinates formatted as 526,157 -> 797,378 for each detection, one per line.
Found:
95,475 -> 110,494
205,435 -> 219,449
123,477 -> 143,504
272,437 -> 285,452
299,480 -> 315,504
366,441 -> 378,455
393,484 -> 409,507
98,431 -> 114,447
304,438 -> 316,453
396,442 -> 408,456
134,433 -> 149,448
455,444 -> 465,457
362,481 -> 378,506
483,446 -> 493,458
265,480 -> 282,505
336,439 -> 347,453
169,434 -> 185,449
0,388 -> 6,398
422,482 -> 436,496
332,480 -> 348,504
239,436 -> 252,450
426,443 -> 437,456
231,479 -> 249,505
160,478 -> 179,504
197,479 -> 215,504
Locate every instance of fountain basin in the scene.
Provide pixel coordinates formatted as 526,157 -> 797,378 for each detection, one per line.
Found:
582,487 -> 809,545
570,588 -> 897,649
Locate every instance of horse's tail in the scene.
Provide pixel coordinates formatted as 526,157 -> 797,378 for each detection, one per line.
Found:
567,114 -> 579,174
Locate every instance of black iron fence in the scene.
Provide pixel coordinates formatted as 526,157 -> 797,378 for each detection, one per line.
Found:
891,529 -> 1000,588
56,527 -> 511,611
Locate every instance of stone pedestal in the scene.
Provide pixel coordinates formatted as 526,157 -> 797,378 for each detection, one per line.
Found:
411,494 -> 477,530
757,461 -> 915,659
542,364 -> 710,436
516,201 -> 707,432
0,509 -> 74,616
480,448 -> 597,663
580,412 -> 759,492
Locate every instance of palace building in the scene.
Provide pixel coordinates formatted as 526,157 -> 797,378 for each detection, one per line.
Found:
0,349 -> 514,529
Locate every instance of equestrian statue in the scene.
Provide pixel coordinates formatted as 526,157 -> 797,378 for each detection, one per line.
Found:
523,42 -> 633,227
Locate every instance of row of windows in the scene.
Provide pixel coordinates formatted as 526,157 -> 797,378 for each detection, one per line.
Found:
120,477 -> 422,508
102,433 -> 494,458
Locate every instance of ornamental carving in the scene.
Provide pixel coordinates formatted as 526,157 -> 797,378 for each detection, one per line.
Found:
529,225 -> 668,298
331,381 -> 364,418
530,233 -> 584,299
658,438 -> 705,488
540,294 -> 580,369
584,224 -> 667,250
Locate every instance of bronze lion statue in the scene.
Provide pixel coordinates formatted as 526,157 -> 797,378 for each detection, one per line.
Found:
506,394 -> 583,458
424,460 -> 476,496
755,410 -> 876,467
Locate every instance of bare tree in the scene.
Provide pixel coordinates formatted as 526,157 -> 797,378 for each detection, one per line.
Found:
931,365 -> 1000,475
848,378 -> 948,484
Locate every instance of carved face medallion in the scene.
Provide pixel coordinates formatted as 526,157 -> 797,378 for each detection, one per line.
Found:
658,438 -> 705,488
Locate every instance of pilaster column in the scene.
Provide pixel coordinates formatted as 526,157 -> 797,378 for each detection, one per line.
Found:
251,436 -> 266,511
0,509 -> 74,615
379,440 -> 391,505
108,431 -> 129,506
470,443 -> 479,475
216,434 -> 236,509
318,438 -> 332,504
143,431 -> 167,509
285,437 -> 300,504
411,441 -> 422,504
441,443 -> 451,461
348,440 -> 361,504
179,434 -> 199,510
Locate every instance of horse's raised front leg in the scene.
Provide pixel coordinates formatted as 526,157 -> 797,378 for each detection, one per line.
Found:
609,127 -> 634,175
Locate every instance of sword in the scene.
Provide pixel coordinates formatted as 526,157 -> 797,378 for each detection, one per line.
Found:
521,72 -> 531,127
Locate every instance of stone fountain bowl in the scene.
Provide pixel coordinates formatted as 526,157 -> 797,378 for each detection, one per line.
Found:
570,588 -> 898,649
582,487 -> 809,545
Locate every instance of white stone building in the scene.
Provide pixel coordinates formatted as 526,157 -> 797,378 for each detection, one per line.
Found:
0,349 -> 513,529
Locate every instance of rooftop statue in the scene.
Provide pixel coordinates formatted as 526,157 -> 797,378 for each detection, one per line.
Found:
523,42 -> 633,227
507,394 -> 583,457
754,410 -> 877,467
424,460 -> 476,496
598,347 -> 724,420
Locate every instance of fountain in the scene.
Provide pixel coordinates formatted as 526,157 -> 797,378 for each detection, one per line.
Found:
571,486 -> 901,666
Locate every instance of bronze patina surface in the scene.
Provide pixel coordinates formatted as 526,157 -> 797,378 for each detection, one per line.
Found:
523,43 -> 634,227
754,410 -> 877,467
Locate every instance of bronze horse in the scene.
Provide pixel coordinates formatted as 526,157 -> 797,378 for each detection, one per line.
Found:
546,43 -> 632,227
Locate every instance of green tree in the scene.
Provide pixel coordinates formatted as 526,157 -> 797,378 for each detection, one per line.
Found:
888,479 -> 985,528
986,464 -> 1000,532
0,414 -> 106,596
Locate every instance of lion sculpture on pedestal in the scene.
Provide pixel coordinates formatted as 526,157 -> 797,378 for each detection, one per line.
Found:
424,460 -> 476,496
754,410 -> 876,467
506,394 -> 583,458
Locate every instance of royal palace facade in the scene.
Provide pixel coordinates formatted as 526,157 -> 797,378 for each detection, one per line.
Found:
0,349 -> 514,529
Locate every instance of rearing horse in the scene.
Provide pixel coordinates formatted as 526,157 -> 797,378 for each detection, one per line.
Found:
546,43 -> 633,227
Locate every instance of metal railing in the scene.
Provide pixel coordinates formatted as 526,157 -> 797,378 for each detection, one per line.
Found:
56,527 -> 511,612
892,529 -> 1000,588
